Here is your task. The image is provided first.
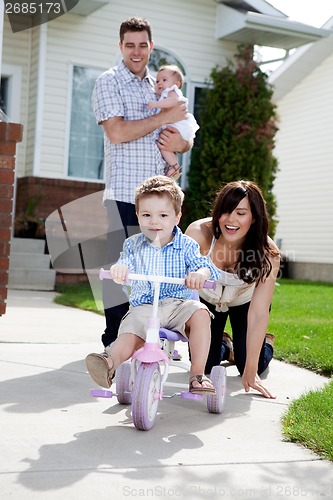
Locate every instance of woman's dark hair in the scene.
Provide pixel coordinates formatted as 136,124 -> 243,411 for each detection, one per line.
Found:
212,180 -> 279,283
119,17 -> 152,43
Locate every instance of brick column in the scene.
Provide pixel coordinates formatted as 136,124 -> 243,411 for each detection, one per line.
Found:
0,122 -> 23,316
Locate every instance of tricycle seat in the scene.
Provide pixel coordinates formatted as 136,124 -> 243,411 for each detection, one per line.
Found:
159,328 -> 189,342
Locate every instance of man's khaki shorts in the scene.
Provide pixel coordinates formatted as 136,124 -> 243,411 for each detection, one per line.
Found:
118,298 -> 212,340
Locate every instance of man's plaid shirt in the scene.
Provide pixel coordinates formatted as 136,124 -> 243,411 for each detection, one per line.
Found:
92,61 -> 166,205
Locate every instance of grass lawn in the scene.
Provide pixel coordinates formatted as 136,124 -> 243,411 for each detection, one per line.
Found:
269,279 -> 333,377
268,279 -> 333,461
55,282 -> 104,314
282,382 -> 333,462
55,278 -> 333,461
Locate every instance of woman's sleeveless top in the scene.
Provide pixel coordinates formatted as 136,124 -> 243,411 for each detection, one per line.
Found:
199,236 -> 255,312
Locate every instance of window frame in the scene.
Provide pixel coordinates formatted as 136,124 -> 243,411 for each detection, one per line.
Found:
65,63 -> 105,183
180,81 -> 210,190
0,63 -> 22,122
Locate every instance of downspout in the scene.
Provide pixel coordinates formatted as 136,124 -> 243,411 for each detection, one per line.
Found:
33,22 -> 48,176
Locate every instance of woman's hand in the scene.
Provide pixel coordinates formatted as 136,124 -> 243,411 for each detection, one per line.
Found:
242,369 -> 276,399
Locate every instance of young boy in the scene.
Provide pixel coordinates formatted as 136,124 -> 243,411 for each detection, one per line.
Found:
86,176 -> 219,394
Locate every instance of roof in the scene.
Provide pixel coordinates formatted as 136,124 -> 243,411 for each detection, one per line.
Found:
216,0 -> 332,49
218,0 -> 287,18
269,17 -> 333,100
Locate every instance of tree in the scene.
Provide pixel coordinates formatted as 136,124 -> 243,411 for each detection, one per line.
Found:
185,45 -> 278,236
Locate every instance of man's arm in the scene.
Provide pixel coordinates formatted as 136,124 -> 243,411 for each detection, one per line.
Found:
102,102 -> 187,144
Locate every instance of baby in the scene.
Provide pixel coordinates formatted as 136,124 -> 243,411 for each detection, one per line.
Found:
148,65 -> 199,179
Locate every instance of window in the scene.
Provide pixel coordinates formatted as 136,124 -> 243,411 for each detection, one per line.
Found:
193,85 -> 209,150
68,66 -> 104,180
175,84 -> 209,189
0,77 -> 9,116
149,48 -> 186,75
0,65 -> 22,123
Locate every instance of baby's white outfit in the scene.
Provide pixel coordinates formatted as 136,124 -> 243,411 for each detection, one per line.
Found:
158,85 -> 199,141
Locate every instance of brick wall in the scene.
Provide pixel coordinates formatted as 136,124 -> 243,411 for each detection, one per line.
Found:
15,176 -> 104,286
0,122 -> 23,315
15,176 -> 103,222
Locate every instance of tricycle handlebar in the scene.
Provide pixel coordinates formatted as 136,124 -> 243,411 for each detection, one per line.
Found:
99,268 -> 216,290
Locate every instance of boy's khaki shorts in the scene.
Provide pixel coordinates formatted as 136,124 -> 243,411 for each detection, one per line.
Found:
118,298 -> 212,341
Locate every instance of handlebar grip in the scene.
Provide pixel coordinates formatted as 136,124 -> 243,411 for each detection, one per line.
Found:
203,280 -> 216,290
99,268 -> 111,280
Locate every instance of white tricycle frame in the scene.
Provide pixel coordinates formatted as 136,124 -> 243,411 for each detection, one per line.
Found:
91,269 -> 227,430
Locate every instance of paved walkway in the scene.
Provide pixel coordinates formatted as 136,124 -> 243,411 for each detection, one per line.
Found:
0,289 -> 332,499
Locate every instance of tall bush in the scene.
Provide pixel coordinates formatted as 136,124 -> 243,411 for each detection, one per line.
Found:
185,45 -> 279,236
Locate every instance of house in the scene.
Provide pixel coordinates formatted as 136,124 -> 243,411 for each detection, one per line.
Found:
0,0 -> 330,282
269,16 -> 333,282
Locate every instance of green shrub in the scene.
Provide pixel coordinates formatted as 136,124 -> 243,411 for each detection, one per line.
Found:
185,45 -> 278,237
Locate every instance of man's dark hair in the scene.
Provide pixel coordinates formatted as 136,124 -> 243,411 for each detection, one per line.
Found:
119,17 -> 152,43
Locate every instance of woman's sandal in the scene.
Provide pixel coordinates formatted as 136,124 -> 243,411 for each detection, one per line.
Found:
85,353 -> 115,388
165,163 -> 181,180
189,374 -> 216,395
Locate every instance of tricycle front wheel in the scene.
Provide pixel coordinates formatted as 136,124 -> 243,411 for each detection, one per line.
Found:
132,362 -> 161,430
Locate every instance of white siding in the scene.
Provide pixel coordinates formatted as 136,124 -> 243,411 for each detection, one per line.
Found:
2,18 -> 30,176
273,53 -> 333,264
25,27 -> 40,176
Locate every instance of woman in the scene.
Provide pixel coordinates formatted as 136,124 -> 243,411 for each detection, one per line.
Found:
185,180 -> 280,398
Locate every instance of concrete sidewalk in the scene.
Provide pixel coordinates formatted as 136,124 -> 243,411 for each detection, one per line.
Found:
0,289 -> 332,499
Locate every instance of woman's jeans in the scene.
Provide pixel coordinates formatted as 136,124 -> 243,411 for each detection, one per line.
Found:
201,298 -> 273,375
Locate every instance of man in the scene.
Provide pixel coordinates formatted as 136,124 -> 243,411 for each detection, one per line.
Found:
92,17 -> 192,348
